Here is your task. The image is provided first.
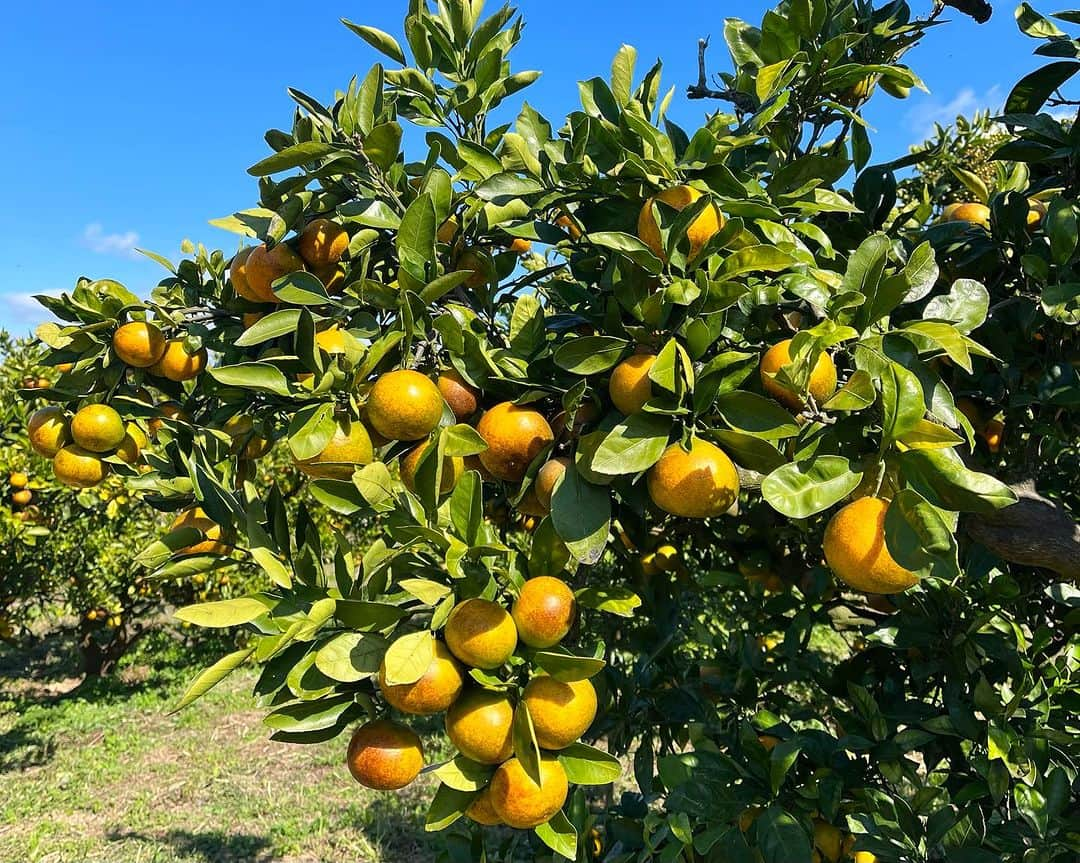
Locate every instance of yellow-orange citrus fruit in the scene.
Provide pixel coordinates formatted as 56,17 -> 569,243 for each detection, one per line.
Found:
854,852 -> 877,863
522,675 -> 597,749
170,507 -> 230,555
512,576 -> 576,648
647,439 -> 740,518
758,734 -> 780,751
489,755 -> 569,829
148,401 -> 189,438
476,402 -> 554,482
637,185 -> 724,261
455,248 -> 495,288
941,202 -> 991,228
1027,198 -> 1047,227
738,805 -> 763,832
27,406 -> 70,458
955,396 -> 984,432
315,326 -> 348,354
555,210 -> 582,239
55,362 -> 74,374
466,786 -> 504,826
314,262 -> 347,293
241,311 -> 264,330
445,598 -> 518,669
609,354 -> 656,415
436,216 -> 459,245
11,490 -> 32,507
983,417 -> 1004,452
367,370 -> 443,442
53,445 -> 110,488
437,370 -> 481,421
150,339 -> 208,382
534,457 -> 570,512
653,544 -> 679,571
823,497 -> 918,594
346,719 -> 423,791
230,247 -> 259,302
813,820 -> 844,863
298,218 -> 349,268
112,321 -> 167,368
116,423 -> 148,465
8,472 -> 28,489
294,419 -> 374,481
400,439 -> 465,495
508,237 -> 532,255
445,688 -> 515,764
246,242 -> 305,303
71,404 -> 126,453
378,641 -> 464,715
759,339 -> 837,410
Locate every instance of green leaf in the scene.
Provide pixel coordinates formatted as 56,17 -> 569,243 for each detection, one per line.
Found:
534,810 -> 577,858
1014,784 -> 1048,837
234,309 -> 303,346
248,142 -> 340,176
769,739 -> 803,794
899,449 -> 1018,514
590,413 -> 671,476
398,578 -> 452,605
714,391 -> 800,440
821,370 -> 875,411
341,20 -> 406,63
442,424 -> 488,457
718,245 -> 798,278
575,586 -> 641,617
175,596 -> 272,628
756,806 -> 811,863
1047,196 -> 1078,265
532,651 -> 606,681
424,783 -> 473,832
586,232 -> 663,274
209,363 -> 291,397
881,360 -> 925,444
433,756 -> 492,792
761,457 -> 864,519
288,403 -> 338,461
924,279 -> 989,334
382,630 -> 434,686
314,632 -> 385,682
884,490 -> 960,578
171,647 -> 254,713
263,693 -> 356,733
550,466 -> 610,564
558,742 -> 622,784
1005,61 -> 1080,114
249,546 -> 294,589
272,271 -> 333,306
513,702 -> 543,785
554,336 -> 630,374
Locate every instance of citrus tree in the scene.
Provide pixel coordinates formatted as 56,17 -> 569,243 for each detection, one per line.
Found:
20,0 -> 1078,860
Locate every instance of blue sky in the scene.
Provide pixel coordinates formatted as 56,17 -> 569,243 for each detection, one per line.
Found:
0,1 -> 1048,334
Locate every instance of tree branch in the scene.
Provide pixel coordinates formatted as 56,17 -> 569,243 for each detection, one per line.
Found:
685,37 -> 756,114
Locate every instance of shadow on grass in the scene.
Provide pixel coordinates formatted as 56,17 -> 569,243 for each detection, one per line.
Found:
106,828 -> 275,863
346,793 -> 442,862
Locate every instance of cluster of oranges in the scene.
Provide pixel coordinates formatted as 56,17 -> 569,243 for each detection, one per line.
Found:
349,576 -> 592,829
6,471 -> 32,510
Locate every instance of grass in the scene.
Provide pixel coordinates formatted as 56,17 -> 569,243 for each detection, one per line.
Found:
0,630 -> 446,863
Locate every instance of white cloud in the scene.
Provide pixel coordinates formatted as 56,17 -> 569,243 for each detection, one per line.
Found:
1,291 -> 58,331
81,222 -> 141,259
905,85 -> 1003,141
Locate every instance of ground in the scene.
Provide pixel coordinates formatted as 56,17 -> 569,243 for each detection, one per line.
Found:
0,630 -> 445,863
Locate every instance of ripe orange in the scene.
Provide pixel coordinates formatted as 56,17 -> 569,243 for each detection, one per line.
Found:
150,339 -> 208,382
609,353 -> 656,415
512,576 -> 576,648
241,311 -> 263,330
293,419 -> 374,480
507,237 -> 532,255
940,202 -> 991,228
637,185 -> 724,261
230,247 -> 259,302
314,326 -> 349,354
71,404 -> 126,453
116,423 -> 148,465
465,787 -> 504,826
445,598 -> 518,669
759,339 -> 837,410
366,370 -> 444,442
476,402 -> 554,482
400,440 -> 465,495
444,688 -> 515,764
813,820 -> 844,863
555,210 -> 582,239
534,456 -> 570,512
489,755 -> 569,829
245,243 -> 305,303
8,472 -> 28,489
170,507 -> 230,555
436,216 -> 459,245
112,321 -> 167,368
298,218 -> 349,268
346,719 -> 424,790
823,497 -> 919,594
379,640 -> 464,715
314,262 -> 346,294
149,401 -> 189,438
437,370 -> 480,421
11,489 -> 32,507
455,248 -> 495,289
53,445 -> 110,489
28,407 -> 72,458
647,439 -> 740,518
982,417 -> 1004,452
522,675 -> 597,749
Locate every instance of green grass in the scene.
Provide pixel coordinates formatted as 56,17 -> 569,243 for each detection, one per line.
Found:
0,631 -> 445,863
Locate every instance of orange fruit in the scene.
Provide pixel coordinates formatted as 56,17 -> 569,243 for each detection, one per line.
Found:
940,202 -> 991,227
637,185 -> 724,261
436,216 -> 459,245
112,321 -> 167,368
437,370 -> 480,421
445,598 -> 518,669
293,419 -> 373,481
70,404 -> 126,453
555,210 -> 582,239
245,243 -> 305,303
534,457 -> 570,512
298,218 -> 349,268
522,675 -> 597,749
455,248 -> 495,289
8,472 -> 28,489
53,445 -> 109,489
116,423 -> 148,464
366,370 -> 444,442
313,262 -> 346,293
379,640 -> 464,715
170,507 -> 230,555
11,489 -> 32,507
315,326 -> 349,354
466,786 -> 504,826
241,311 -> 264,330
476,402 -> 554,482
823,497 -> 918,594
759,339 -> 837,410
150,339 -> 208,382
27,406 -> 70,458
230,247 -> 259,301
647,439 -> 740,518
346,719 -> 424,790
512,576 -> 576,648
400,439 -> 465,495
982,418 -> 1004,452
813,820 -> 844,863
444,688 -> 514,764
489,755 -> 568,829
508,237 -> 532,255
609,353 -> 656,415
149,401 -> 189,438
